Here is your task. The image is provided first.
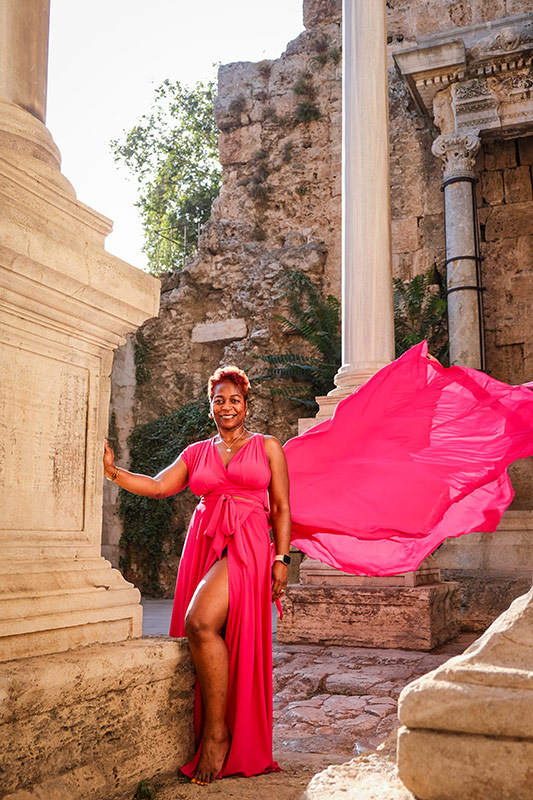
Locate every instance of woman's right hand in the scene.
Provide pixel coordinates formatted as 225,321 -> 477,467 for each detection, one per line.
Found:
103,438 -> 116,477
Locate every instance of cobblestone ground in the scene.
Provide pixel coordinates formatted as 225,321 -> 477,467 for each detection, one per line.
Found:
152,632 -> 476,800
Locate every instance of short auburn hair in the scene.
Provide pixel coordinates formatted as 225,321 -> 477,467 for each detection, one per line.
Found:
207,365 -> 250,400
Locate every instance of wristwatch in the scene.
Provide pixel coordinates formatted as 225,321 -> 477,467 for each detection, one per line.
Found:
274,554 -> 291,565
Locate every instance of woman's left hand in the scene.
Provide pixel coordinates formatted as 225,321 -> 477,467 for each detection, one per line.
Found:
272,561 -> 288,602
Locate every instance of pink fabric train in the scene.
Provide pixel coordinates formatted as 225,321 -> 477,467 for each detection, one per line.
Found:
284,340 -> 533,576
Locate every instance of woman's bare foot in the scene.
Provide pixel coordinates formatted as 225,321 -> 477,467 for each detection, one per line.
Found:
193,728 -> 230,785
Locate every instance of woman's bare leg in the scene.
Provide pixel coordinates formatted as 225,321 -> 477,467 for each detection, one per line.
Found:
184,556 -> 230,784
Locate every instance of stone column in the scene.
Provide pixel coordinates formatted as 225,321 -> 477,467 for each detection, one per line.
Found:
0,0 -> 161,662
333,0 -> 395,396
432,132 -> 483,369
0,0 -> 49,121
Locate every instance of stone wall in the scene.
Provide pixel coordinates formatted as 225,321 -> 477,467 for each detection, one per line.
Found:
0,639 -> 194,800
105,0 -> 533,595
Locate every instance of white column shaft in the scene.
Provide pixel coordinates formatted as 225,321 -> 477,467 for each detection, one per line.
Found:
335,0 -> 394,393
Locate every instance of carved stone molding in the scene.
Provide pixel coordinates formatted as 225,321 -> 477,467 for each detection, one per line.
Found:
393,12 -> 533,138
431,133 -> 481,180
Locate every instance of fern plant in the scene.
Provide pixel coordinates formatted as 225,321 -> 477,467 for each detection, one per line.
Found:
254,270 -> 341,408
393,267 -> 448,362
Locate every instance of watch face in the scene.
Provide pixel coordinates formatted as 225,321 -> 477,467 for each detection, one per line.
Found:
282,554 -> 291,565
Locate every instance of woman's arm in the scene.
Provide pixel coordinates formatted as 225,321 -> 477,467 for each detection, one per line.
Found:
264,435 -> 291,602
103,439 -> 189,498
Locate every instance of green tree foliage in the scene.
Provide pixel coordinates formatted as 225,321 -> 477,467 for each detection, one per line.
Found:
111,78 -> 221,274
255,270 -> 341,409
119,398 -> 214,594
393,267 -> 448,362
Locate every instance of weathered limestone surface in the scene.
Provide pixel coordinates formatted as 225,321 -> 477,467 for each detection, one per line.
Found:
102,334 -> 136,567
277,582 -> 460,650
191,317 -> 247,343
301,731 -> 414,800
0,639 -> 195,800
397,586 -> 533,799
436,510 -> 533,630
300,555 -> 441,587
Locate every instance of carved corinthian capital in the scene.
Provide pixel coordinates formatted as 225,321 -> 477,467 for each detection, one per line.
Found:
432,133 -> 481,180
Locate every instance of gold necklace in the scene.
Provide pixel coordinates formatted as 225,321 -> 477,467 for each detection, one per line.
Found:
219,428 -> 247,452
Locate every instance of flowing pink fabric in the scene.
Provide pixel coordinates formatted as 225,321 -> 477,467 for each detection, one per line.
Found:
284,341 -> 533,575
169,434 -> 280,778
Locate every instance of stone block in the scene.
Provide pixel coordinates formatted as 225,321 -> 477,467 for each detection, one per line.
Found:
277,583 -> 460,651
391,216 -> 419,253
480,169 -> 504,205
485,201 -> 533,240
434,510 -> 533,572
218,124 -> 263,165
191,317 -> 247,343
517,136 -> 533,165
483,139 -> 517,171
300,555 -> 441,587
503,165 -> 533,204
397,587 -> 533,800
397,728 -> 533,800
439,569 -> 532,632
0,638 -> 195,800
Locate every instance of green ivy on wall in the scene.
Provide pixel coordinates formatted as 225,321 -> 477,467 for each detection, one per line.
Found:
119,397 -> 215,594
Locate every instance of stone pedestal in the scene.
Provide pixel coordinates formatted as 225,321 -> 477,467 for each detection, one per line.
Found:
0,99 -> 159,662
0,639 -> 195,800
397,586 -> 533,799
277,581 -> 460,651
300,554 -> 442,588
0,1 -> 159,664
435,510 -> 533,631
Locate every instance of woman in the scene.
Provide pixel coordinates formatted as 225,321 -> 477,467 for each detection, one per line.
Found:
105,344 -> 533,782
103,366 -> 290,785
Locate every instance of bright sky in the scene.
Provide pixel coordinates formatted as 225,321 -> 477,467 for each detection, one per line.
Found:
47,0 -> 304,271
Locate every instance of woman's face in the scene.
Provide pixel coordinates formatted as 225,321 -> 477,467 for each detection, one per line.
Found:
210,380 -> 248,432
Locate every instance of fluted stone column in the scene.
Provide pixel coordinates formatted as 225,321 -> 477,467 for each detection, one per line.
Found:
334,0 -> 394,394
432,132 -> 483,369
307,0 -> 394,426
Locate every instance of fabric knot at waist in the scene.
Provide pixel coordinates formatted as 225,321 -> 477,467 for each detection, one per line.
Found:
200,491 -> 268,563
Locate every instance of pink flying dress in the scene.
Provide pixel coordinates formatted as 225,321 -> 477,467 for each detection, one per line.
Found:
169,434 -> 280,778
285,341 -> 533,575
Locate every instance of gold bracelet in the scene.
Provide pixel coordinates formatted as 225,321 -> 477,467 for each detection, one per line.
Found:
105,465 -> 120,482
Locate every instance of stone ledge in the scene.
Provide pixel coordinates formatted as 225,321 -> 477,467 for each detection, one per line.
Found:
0,638 -> 195,800
277,583 -> 460,651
